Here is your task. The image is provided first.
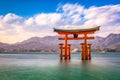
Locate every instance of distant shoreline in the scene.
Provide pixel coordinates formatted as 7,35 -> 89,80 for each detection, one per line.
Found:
0,51 -> 58,54
0,51 -> 119,54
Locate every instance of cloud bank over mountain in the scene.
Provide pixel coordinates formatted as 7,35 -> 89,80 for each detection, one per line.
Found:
0,3 -> 120,43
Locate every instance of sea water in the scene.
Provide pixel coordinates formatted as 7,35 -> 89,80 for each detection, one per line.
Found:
0,52 -> 120,80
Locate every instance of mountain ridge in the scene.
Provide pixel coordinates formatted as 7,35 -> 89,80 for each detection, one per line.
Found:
0,33 -> 120,52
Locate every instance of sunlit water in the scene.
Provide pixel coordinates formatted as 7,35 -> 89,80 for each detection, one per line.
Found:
0,52 -> 120,80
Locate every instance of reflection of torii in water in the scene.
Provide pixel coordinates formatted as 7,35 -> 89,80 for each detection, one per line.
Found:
54,26 -> 100,60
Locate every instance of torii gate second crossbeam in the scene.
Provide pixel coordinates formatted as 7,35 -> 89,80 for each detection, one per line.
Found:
54,26 -> 100,60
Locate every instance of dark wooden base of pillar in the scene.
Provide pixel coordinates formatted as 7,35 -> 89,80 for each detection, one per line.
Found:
59,44 -> 71,60
81,43 -> 91,60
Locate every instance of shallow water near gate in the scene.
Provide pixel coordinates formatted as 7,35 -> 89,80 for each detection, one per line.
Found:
0,52 -> 120,80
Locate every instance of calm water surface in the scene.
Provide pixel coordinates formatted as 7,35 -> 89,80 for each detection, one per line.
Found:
0,52 -> 120,80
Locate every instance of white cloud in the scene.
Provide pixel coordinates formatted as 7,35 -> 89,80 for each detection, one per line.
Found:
34,13 -> 61,26
84,5 -> 120,25
0,13 -> 61,43
0,3 -> 120,43
57,3 -> 84,25
83,4 -> 120,37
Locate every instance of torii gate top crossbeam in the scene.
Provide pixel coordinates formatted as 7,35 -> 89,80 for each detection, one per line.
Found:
54,26 -> 100,34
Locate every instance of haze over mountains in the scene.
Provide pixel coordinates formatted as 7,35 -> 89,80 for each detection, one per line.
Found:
0,33 -> 120,52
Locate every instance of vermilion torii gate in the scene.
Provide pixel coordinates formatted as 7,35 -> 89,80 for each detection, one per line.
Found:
54,26 -> 100,60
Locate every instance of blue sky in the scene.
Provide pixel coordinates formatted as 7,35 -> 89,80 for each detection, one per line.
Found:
0,0 -> 120,43
0,0 -> 119,16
